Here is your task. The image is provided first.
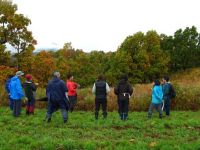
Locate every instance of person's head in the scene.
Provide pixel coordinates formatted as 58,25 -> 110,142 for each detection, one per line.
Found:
154,79 -> 160,86
53,71 -> 60,78
163,76 -> 169,83
25,74 -> 32,81
67,74 -> 73,80
120,74 -> 128,81
16,71 -> 24,78
98,74 -> 104,81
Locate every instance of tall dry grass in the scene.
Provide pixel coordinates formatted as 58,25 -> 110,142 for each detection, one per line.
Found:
1,68 -> 200,111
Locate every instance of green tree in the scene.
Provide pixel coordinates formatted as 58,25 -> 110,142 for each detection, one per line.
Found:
161,26 -> 200,71
0,0 -> 36,68
0,44 -> 10,65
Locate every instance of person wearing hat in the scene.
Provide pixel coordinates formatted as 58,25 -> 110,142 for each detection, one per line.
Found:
9,71 -> 25,117
45,71 -> 69,123
23,74 -> 38,115
114,74 -> 133,120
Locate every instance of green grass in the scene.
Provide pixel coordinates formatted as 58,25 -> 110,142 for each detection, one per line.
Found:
0,108 -> 200,150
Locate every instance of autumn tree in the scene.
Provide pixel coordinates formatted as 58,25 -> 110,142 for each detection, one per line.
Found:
0,0 -> 36,68
32,51 -> 55,87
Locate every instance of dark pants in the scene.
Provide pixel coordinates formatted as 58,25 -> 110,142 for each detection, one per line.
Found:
69,96 -> 77,112
148,103 -> 162,118
118,99 -> 129,120
26,98 -> 35,114
164,98 -> 171,116
46,99 -> 68,122
95,98 -> 107,119
9,97 -> 14,110
13,100 -> 21,117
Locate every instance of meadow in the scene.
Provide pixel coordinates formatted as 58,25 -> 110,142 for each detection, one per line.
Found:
0,107 -> 199,150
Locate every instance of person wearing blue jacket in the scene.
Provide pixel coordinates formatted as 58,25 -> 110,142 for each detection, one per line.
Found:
5,75 -> 14,110
45,71 -> 69,123
148,79 -> 163,119
9,71 -> 25,117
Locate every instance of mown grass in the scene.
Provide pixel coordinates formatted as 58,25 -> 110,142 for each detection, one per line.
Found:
0,107 -> 199,150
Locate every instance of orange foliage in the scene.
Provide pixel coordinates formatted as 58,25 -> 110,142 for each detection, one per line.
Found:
32,51 -> 56,87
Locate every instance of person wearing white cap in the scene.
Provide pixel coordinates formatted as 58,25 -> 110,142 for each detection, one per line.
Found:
9,71 -> 25,117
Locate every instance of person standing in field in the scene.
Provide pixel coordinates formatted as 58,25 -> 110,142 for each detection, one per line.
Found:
66,74 -> 80,112
23,74 -> 38,115
114,74 -> 133,120
148,79 -> 163,119
9,71 -> 25,117
5,75 -> 14,110
92,75 -> 110,120
46,71 -> 69,123
162,76 -> 176,116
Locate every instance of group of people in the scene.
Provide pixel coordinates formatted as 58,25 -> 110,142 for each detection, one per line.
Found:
5,70 -> 175,123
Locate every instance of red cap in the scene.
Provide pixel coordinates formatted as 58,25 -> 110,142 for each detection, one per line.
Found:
25,74 -> 32,80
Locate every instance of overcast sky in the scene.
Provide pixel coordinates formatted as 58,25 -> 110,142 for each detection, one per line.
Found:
12,0 -> 200,52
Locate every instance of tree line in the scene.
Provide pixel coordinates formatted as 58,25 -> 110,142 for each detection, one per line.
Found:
1,0 -> 200,87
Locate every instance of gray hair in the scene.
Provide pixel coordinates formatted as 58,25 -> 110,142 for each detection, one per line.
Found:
53,71 -> 60,77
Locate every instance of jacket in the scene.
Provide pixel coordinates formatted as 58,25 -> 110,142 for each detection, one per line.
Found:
23,81 -> 37,101
152,85 -> 163,104
114,79 -> 133,100
92,80 -> 110,99
66,80 -> 78,96
47,77 -> 68,101
162,82 -> 171,100
9,76 -> 24,100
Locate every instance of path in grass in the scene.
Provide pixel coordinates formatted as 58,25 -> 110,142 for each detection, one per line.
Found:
0,108 -> 199,150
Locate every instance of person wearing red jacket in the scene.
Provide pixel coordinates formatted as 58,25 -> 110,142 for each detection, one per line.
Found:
66,74 -> 80,112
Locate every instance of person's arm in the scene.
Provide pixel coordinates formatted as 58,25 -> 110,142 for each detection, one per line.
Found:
92,83 -> 96,95
155,88 -> 163,102
114,84 -> 119,95
129,84 -> 133,96
16,79 -> 24,99
106,83 -> 110,93
31,83 -> 37,91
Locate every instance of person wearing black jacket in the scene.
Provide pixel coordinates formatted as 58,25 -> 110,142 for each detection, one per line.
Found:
114,74 -> 133,120
92,75 -> 110,120
45,72 -> 69,123
23,74 -> 37,115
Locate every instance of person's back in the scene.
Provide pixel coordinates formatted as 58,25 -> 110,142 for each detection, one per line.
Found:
162,76 -> 174,116
47,77 -> 66,102
92,75 -> 110,120
24,81 -> 37,101
152,85 -> 163,104
95,80 -> 107,100
9,71 -> 24,117
9,76 -> 24,100
46,72 -> 68,123
114,74 -> 133,120
115,79 -> 133,100
148,80 -> 163,119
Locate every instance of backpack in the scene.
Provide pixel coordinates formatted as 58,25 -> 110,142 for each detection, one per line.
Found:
169,84 -> 176,99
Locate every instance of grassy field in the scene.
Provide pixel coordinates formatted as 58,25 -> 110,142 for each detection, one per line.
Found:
0,108 -> 199,150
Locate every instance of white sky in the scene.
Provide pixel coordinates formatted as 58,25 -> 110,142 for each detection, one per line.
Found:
12,0 -> 200,52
